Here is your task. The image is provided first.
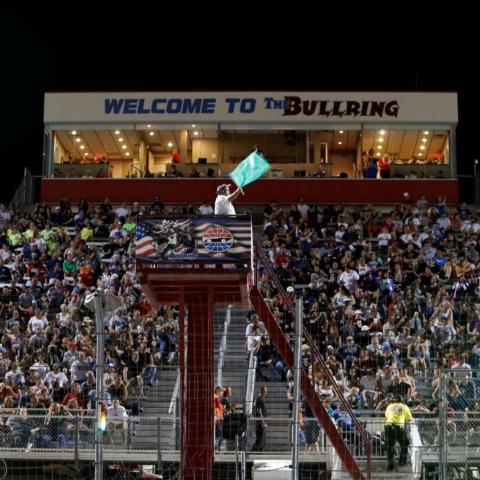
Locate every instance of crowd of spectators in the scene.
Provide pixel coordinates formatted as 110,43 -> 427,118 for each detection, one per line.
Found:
253,197 -> 480,420
0,197 -> 182,448
2,191 -> 480,451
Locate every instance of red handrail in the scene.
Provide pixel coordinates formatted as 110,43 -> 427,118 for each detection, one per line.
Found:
254,243 -> 371,479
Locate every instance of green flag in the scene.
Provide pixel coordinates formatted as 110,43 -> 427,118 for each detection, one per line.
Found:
229,151 -> 271,188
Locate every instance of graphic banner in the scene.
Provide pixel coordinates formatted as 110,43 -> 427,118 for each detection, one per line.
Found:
135,217 -> 252,264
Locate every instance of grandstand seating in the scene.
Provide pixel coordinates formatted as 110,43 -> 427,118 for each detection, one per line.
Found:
1,194 -> 480,479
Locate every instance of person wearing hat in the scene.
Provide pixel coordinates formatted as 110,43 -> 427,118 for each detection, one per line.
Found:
214,184 -> 244,215
384,394 -> 412,471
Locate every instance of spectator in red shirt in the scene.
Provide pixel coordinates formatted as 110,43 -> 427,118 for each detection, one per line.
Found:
62,383 -> 83,408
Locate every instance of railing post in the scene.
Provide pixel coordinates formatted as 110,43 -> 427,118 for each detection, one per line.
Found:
235,434 -> 239,480
439,371 -> 448,480
127,417 -> 132,450
74,415 -> 80,470
157,417 -> 162,476
241,449 -> 246,480
291,296 -> 302,480
94,292 -> 105,480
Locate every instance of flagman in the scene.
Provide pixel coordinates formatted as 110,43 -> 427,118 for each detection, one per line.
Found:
214,184 -> 244,215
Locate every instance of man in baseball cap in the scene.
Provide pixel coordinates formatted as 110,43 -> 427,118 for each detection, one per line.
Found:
214,184 -> 245,216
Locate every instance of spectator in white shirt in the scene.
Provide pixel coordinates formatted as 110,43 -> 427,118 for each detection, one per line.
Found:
106,399 -> 129,443
28,309 -> 48,333
4,362 -> 25,385
338,266 -> 359,292
377,227 -> 391,248
44,364 -> 69,389
197,200 -> 214,215
246,326 -> 262,353
115,203 -> 129,219
296,198 -> 310,219
438,213 -> 452,231
70,352 -> 90,383
335,225 -> 346,243
109,223 -> 128,239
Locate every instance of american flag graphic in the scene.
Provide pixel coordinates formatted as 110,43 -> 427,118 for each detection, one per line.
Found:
135,222 -> 156,257
135,218 -> 252,262
195,221 -> 251,258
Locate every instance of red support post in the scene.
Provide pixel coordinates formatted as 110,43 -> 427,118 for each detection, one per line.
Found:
180,287 -> 214,480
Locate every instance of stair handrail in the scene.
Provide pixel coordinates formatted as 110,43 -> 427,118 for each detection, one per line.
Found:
217,305 -> 232,387
244,350 -> 257,416
255,242 -> 371,476
168,370 -> 180,415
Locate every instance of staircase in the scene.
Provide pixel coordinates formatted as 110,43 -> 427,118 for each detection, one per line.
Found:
134,366 -> 179,450
214,306 -> 250,408
254,380 -> 291,452
251,246 -> 371,480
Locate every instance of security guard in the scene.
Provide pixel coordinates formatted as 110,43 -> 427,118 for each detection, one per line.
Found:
384,394 -> 412,471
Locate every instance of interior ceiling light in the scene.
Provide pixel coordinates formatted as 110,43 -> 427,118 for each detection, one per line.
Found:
376,152 -> 381,156
193,131 -> 199,136
378,137 -> 384,143
192,124 -> 196,128
122,145 -> 127,149
418,152 -> 423,156
84,152 -> 89,156
422,138 -> 427,143
118,138 -> 124,142
71,130 -> 77,135
149,131 -> 155,136
125,152 -> 130,156
114,130 -> 120,135
168,142 -> 173,147
423,131 -> 430,135
147,124 -> 151,128
80,145 -> 85,150
75,138 -> 81,143
337,141 -> 342,145
377,145 -> 382,149
379,130 -> 386,135
420,145 -> 426,150
339,130 -> 344,134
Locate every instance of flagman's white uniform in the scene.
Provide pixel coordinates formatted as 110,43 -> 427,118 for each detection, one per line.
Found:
215,195 -> 236,215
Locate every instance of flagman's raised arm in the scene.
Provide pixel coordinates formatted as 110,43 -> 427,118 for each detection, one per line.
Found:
227,187 -> 244,202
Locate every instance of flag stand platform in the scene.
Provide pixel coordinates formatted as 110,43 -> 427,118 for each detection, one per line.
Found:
136,215 -> 253,480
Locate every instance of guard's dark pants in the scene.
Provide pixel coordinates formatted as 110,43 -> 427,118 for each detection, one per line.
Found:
251,422 -> 265,451
385,424 -> 409,468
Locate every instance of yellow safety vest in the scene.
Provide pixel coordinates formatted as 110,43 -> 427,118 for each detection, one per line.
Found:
385,402 -> 413,427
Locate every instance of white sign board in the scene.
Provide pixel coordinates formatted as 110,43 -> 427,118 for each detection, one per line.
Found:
44,91 -> 458,125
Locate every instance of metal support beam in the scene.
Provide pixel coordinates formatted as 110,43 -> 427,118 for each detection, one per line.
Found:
94,292 -> 105,480
292,296 -> 303,480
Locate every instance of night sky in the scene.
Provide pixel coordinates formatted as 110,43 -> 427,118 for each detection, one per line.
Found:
2,9 -> 476,203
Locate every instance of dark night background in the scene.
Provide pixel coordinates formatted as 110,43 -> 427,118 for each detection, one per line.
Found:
1,8 -> 476,203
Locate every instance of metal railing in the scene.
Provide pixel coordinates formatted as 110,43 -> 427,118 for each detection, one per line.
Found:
0,412 -> 479,477
255,243 -> 372,477
168,370 -> 180,415
217,305 -> 232,387
244,351 -> 257,417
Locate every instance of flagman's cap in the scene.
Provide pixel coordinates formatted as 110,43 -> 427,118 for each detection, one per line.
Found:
216,184 -> 231,194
